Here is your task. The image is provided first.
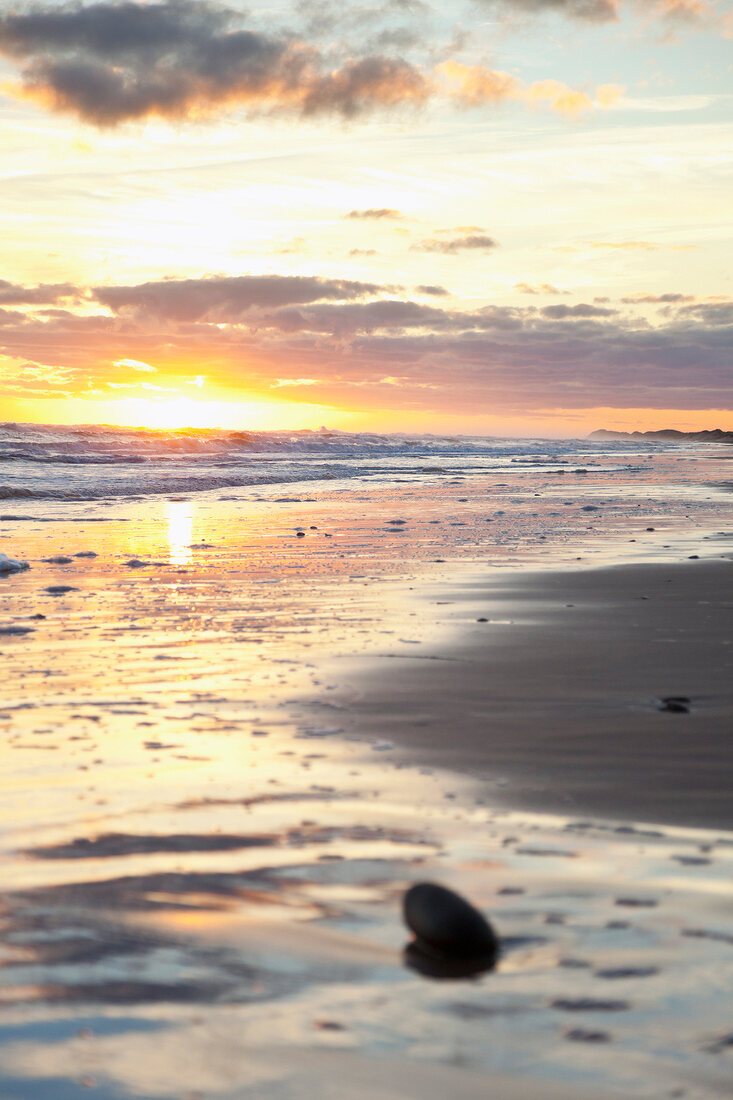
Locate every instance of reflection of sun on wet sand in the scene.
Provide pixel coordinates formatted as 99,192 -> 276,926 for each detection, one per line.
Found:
165,500 -> 194,566
1,449 -> 733,1098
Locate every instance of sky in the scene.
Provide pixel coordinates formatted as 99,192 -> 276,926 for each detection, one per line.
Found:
0,0 -> 731,436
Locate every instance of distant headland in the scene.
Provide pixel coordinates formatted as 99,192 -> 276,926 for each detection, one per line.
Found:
589,429 -> 733,443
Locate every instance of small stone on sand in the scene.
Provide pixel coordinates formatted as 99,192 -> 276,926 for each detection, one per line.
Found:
403,882 -> 499,977
658,696 -> 691,714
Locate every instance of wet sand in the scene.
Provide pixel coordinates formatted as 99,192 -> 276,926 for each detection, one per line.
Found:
334,555 -> 733,830
2,457 -> 733,1098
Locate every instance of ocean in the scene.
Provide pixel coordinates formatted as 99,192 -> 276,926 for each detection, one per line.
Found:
1,421 -> 667,502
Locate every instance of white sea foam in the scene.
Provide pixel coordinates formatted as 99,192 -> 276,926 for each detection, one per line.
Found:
0,552 -> 30,574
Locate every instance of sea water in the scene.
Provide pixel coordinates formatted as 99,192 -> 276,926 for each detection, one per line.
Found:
1,421 -> 670,502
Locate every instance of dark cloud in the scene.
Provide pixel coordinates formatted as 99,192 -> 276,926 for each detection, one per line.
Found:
414,234 -> 498,254
94,274 -> 386,321
261,299 -> 459,335
676,301 -> 733,325
0,279 -> 79,305
258,299 -> 532,336
345,208 -> 402,220
300,55 -> 427,117
416,285 -> 449,296
0,1 -> 429,126
542,302 -> 617,318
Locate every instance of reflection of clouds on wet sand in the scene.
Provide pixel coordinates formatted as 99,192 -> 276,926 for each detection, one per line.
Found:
2,794 -> 733,1098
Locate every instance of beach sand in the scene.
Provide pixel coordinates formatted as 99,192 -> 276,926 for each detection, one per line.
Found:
334,556 -> 733,830
1,459 -> 733,1098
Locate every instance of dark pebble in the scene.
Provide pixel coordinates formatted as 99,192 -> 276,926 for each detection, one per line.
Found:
551,998 -> 629,1012
403,882 -> 499,978
565,1028 -> 611,1042
42,555 -> 73,564
44,585 -> 79,595
703,1031 -> 733,1054
595,967 -> 658,979
658,696 -> 691,714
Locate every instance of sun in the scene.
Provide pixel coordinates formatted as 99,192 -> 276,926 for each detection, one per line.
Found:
126,396 -> 229,430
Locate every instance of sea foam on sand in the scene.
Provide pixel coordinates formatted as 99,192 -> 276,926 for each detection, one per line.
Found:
0,551 -> 30,573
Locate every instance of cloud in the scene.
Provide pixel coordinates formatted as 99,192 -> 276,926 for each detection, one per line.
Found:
621,292 -> 695,303
345,208 -> 402,219
541,302 -> 618,318
589,240 -> 697,251
414,234 -> 498,254
114,357 -> 156,371
437,61 -> 624,115
0,1 -> 627,127
416,285 -> 449,296
2,272 -> 731,416
676,300 -> 733,325
483,0 -> 619,21
0,279 -> 79,305
0,1 -> 429,126
0,358 -> 77,399
647,0 -> 720,25
106,379 -> 174,391
479,0 -> 721,27
271,377 -> 321,387
515,282 -> 568,295
260,299 -> 458,335
93,274 -> 386,321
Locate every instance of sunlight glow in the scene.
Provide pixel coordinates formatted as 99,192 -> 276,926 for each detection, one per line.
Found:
106,395 -> 335,431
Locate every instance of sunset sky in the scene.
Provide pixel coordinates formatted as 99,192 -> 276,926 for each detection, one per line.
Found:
0,0 -> 731,435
